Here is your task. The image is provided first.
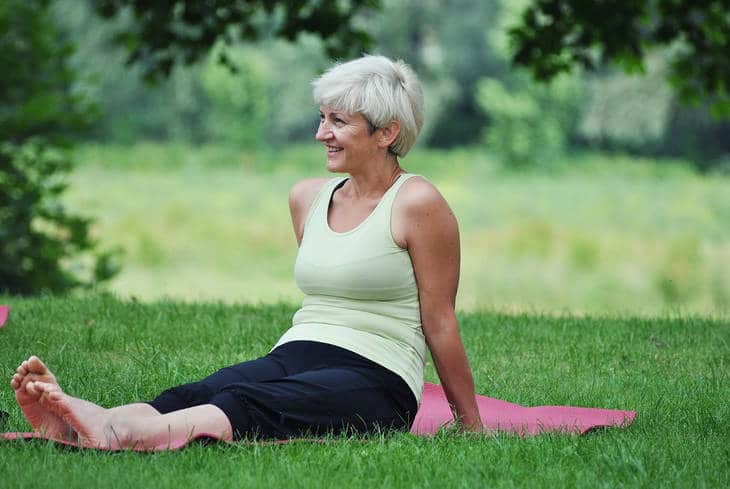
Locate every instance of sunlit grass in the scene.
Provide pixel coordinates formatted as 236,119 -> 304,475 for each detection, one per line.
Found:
0,296 -> 727,488
66,142 -> 730,316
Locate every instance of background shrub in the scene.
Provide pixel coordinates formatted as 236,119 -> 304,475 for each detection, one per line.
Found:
0,0 -> 118,295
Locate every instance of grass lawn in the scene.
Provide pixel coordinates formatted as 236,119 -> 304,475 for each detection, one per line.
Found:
1,296 -> 728,488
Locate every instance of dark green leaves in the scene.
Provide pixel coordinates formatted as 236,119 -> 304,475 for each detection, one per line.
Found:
0,0 -> 120,295
94,0 -> 382,82
510,0 -> 730,118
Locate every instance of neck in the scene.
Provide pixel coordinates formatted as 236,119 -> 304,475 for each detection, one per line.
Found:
345,156 -> 403,199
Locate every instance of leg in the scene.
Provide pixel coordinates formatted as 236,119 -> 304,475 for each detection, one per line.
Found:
147,352 -> 288,415
109,403 -> 162,418
9,351 -> 286,445
211,365 -> 416,440
32,380 -> 232,449
10,356 -> 73,438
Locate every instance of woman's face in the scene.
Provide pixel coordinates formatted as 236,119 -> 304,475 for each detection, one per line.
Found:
315,107 -> 379,173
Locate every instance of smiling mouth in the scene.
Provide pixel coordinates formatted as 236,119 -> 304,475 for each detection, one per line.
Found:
326,146 -> 343,153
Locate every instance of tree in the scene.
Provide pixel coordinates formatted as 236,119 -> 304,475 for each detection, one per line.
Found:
200,46 -> 271,147
510,0 -> 730,118
476,74 -> 583,168
0,0 -> 119,295
94,0 -> 381,81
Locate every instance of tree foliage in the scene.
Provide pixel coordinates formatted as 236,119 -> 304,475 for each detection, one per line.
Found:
94,0 -> 380,81
200,46 -> 270,147
48,0 -> 730,169
0,0 -> 119,295
510,0 -> 730,118
477,75 -> 583,168
578,53 -> 674,151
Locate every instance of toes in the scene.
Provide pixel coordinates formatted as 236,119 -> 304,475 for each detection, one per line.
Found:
36,383 -> 63,409
27,380 -> 51,396
27,356 -> 48,375
32,381 -> 59,395
17,362 -> 28,376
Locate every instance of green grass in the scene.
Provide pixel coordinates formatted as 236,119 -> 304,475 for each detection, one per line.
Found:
1,296 -> 728,488
65,142 -> 730,316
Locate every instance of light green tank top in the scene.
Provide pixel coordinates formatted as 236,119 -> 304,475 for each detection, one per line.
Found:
275,173 -> 426,402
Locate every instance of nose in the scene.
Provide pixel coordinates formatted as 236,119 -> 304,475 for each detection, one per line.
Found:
315,120 -> 330,142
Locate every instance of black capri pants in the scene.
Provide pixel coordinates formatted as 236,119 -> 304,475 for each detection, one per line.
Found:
147,341 -> 418,440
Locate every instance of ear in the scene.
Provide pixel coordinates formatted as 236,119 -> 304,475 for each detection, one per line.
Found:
377,120 -> 401,150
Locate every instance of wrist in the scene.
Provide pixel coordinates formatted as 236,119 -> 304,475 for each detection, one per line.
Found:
458,413 -> 483,432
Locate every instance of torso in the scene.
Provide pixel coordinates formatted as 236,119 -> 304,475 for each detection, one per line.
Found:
327,193 -> 382,234
293,174 -> 414,249
279,173 -> 427,402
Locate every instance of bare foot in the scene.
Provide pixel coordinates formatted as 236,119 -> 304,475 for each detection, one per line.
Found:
10,356 -> 73,439
33,380 -> 129,449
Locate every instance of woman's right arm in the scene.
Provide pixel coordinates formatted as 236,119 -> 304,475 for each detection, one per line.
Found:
289,178 -> 329,245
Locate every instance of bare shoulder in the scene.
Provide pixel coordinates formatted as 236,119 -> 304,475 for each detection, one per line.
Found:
396,176 -> 449,211
398,176 -> 445,204
392,176 -> 457,247
289,177 -> 330,208
289,177 -> 330,244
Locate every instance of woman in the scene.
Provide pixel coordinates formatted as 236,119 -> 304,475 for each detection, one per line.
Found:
10,55 -> 482,449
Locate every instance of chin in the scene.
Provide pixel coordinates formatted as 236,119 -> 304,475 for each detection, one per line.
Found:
325,156 -> 347,173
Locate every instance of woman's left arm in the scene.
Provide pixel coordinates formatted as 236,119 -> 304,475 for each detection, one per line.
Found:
394,179 -> 482,431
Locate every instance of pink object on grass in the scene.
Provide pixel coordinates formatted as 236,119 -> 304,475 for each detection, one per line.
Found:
411,382 -> 635,436
0,305 -> 8,328
1,382 -> 635,451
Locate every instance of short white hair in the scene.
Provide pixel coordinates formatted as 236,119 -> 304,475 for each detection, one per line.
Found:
312,55 -> 425,157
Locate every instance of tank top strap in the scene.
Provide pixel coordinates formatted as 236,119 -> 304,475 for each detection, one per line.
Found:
304,176 -> 348,230
380,173 -> 420,212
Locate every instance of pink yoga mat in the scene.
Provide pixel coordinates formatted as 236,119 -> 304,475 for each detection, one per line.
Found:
412,382 -> 635,436
0,305 -> 8,328
1,383 -> 635,451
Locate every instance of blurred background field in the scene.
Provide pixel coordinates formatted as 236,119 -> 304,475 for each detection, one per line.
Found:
67,143 -> 730,316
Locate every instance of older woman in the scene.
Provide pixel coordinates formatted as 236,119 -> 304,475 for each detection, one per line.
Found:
10,55 -> 481,449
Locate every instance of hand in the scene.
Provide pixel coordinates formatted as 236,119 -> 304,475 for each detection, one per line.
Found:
458,413 -> 484,433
